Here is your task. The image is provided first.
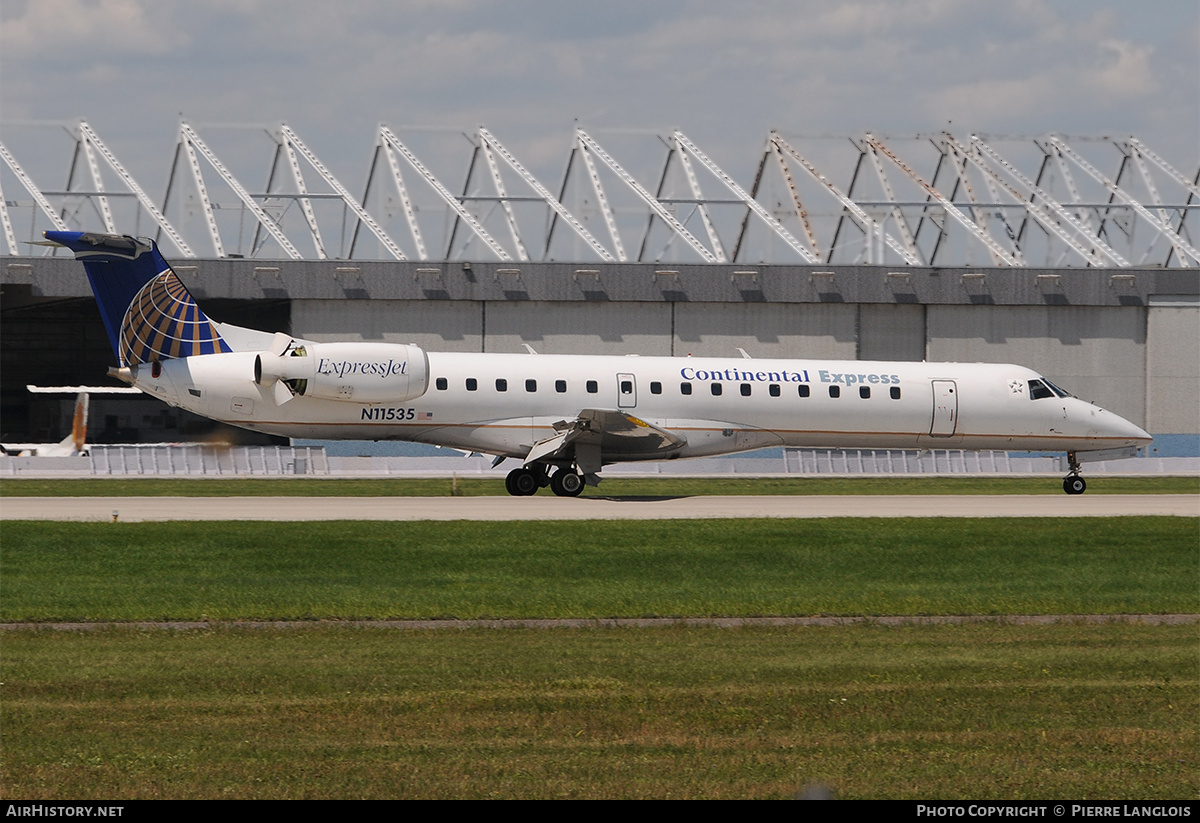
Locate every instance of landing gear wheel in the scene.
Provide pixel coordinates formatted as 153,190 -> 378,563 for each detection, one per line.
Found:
1062,451 -> 1087,495
550,469 -> 585,497
506,467 -> 539,496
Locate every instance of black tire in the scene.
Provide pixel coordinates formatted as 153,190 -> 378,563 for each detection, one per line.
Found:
508,467 -> 539,496
1063,476 -> 1086,495
550,469 -> 585,497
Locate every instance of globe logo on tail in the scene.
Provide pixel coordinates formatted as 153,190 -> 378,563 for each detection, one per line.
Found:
118,268 -> 231,366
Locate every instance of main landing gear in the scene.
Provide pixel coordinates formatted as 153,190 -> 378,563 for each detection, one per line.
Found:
504,466 -> 585,497
549,468 -> 585,497
1062,451 -> 1087,495
504,467 -> 540,496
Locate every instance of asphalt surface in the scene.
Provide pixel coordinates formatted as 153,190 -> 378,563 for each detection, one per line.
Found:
2,493 -> 1196,521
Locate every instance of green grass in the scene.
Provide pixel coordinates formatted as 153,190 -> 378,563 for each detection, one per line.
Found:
4,514 -> 1197,798
2,518 -> 1196,621
2,623 -> 1195,799
1,474 -> 1196,497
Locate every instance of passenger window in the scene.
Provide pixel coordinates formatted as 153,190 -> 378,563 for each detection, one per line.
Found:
711,383 -> 723,396
740,383 -> 751,397
496,378 -> 508,392
680,382 -> 692,395
798,385 -> 810,398
859,386 -> 870,399
555,379 -> 567,393
586,380 -> 598,394
829,386 -> 840,398
890,386 -> 901,400
769,384 -> 780,397
650,381 -> 662,395
435,377 -> 448,391
620,380 -> 633,394
526,379 -> 537,393
466,378 -> 477,391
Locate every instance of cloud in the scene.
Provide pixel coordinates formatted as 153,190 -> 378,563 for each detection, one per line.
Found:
920,35 -> 1162,132
1,0 -> 188,59
1,0 -> 1194,183
1094,39 -> 1157,97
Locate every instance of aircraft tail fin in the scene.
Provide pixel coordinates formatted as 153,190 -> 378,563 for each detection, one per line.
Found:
42,231 -> 230,366
25,386 -> 140,456
65,392 -> 89,454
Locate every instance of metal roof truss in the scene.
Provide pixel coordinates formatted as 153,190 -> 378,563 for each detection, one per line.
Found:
1,121 -> 1195,267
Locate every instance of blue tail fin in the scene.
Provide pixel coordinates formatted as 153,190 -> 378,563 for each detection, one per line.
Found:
44,231 -> 230,366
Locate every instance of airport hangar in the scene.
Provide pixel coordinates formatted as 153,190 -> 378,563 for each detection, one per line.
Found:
4,257 -> 1197,453
1,125 -> 1197,451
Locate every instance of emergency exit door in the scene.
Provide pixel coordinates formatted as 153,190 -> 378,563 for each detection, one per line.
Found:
930,380 -> 958,436
617,373 -> 637,409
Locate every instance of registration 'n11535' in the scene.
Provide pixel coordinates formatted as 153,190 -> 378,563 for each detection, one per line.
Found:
361,407 -> 417,421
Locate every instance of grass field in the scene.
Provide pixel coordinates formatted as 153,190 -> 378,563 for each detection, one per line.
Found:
1,474 -> 1195,498
3,623 -> 1196,799
2,518 -> 1196,621
2,514 -> 1197,799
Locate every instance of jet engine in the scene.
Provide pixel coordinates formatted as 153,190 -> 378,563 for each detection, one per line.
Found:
254,337 -> 429,404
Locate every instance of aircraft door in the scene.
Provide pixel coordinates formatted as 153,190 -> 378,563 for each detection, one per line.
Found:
617,373 -> 637,409
929,380 -> 958,436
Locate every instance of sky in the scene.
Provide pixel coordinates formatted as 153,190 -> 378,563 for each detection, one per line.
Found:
0,0 -> 1196,248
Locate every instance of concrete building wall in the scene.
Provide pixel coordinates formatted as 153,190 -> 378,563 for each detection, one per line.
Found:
857,304 -> 926,362
1146,300 -> 1200,435
4,256 -> 1196,443
289,298 -> 1182,433
293,299 -> 866,360
485,302 -> 673,355
926,305 -> 1147,426
673,303 -> 858,359
292,299 -> 484,351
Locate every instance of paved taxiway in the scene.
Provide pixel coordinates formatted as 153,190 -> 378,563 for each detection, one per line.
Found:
2,494 -> 1196,521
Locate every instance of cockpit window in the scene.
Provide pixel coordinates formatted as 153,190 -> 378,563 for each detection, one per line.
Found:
1028,379 -> 1055,400
1028,378 -> 1072,400
1042,379 -> 1070,398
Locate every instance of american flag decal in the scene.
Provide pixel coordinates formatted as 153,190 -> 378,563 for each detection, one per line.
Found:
419,411 -> 434,420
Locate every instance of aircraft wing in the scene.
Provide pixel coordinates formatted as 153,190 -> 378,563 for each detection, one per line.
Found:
524,409 -> 687,474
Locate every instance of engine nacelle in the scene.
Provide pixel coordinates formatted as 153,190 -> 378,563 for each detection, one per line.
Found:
255,341 -> 429,403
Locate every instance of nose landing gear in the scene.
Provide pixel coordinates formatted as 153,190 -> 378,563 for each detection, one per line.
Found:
1063,475 -> 1087,495
1062,451 -> 1087,495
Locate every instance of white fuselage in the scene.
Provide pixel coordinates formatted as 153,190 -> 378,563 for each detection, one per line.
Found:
131,350 -> 1151,463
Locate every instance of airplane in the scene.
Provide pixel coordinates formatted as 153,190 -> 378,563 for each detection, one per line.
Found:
41,230 -> 1152,495
1,385 -> 139,457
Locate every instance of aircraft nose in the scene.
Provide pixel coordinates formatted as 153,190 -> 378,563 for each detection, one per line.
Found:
1090,405 -> 1152,448
1123,419 -> 1153,447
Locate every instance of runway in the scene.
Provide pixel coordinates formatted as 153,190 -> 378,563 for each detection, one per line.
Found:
2,494 -> 1196,521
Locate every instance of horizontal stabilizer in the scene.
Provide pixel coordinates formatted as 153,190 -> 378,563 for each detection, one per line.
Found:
26,385 -> 141,394
273,379 -> 296,406
269,332 -> 293,357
